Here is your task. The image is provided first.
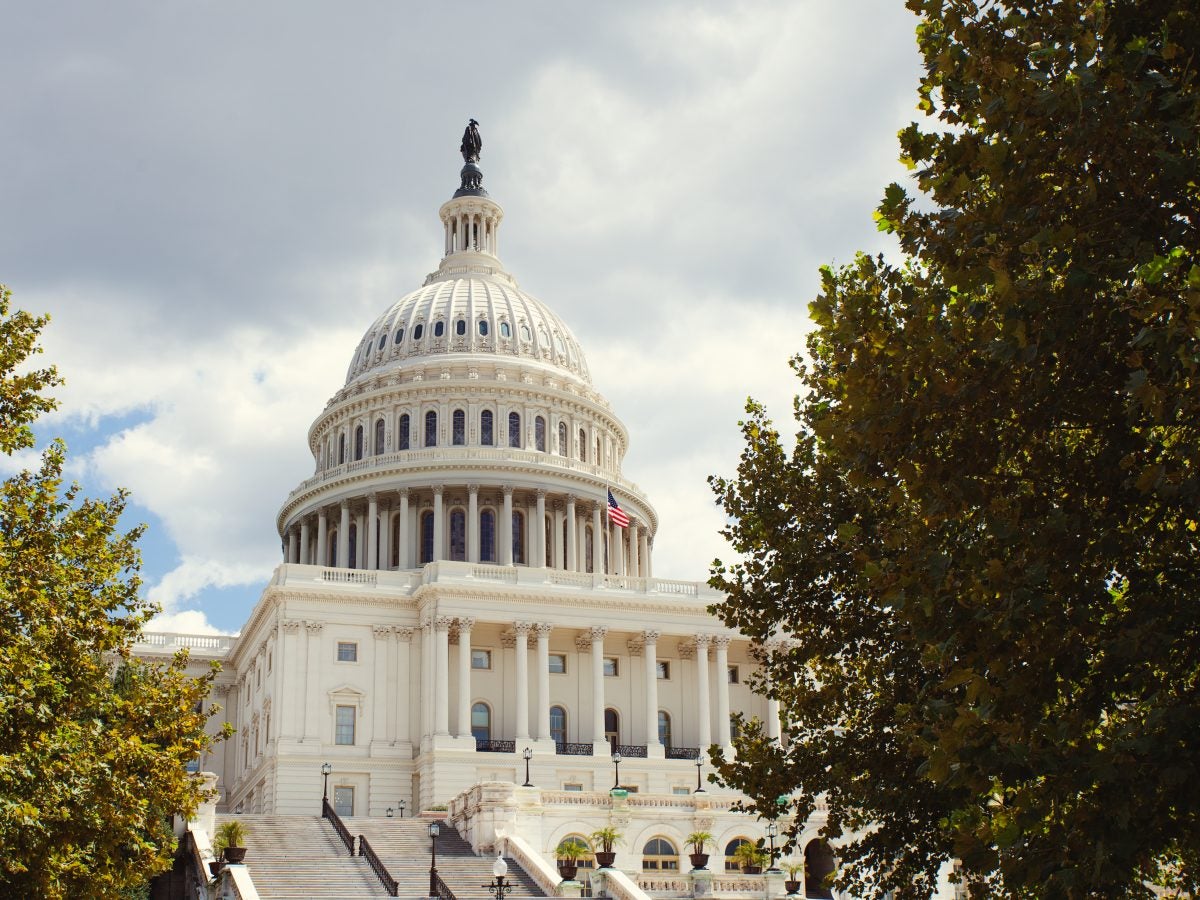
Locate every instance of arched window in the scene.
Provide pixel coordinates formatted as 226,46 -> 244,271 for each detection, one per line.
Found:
420,511 -> 435,564
338,433 -> 346,465
658,711 -> 672,749
449,509 -> 466,561
585,525 -> 594,573
512,510 -> 525,564
434,321 -> 445,337
348,523 -> 358,569
478,319 -> 489,336
558,421 -> 568,456
471,702 -> 491,744
354,425 -> 364,461
452,409 -> 466,446
327,529 -> 338,567
500,322 -> 511,338
550,705 -> 567,745
642,838 -> 679,872
390,515 -> 400,569
508,412 -> 521,448
558,835 -> 594,891
413,323 -> 424,340
535,416 -> 546,452
579,429 -> 587,462
725,839 -> 751,873
604,708 -> 619,751
480,509 -> 496,563
545,515 -> 553,567
398,413 -> 410,450
394,327 -> 404,344
425,411 -> 437,447
595,436 -> 601,465
374,418 -> 385,455
455,319 -> 466,336
481,410 -> 494,446
520,324 -> 531,342
804,841 -> 835,899
377,333 -> 386,350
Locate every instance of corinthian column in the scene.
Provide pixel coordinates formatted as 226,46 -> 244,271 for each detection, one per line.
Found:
715,636 -> 733,751
535,623 -> 553,742
434,616 -> 452,736
643,630 -> 663,756
514,622 -> 532,740
590,627 -> 608,750
456,618 -> 475,740
695,635 -> 712,749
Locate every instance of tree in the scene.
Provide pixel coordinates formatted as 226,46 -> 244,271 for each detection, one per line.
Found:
0,285 -> 228,898
710,2 -> 1199,897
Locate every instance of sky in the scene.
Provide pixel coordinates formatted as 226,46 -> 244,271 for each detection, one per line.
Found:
0,1 -> 924,635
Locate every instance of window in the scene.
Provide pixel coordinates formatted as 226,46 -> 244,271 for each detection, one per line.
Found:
268,651 -> 272,671
558,835 -> 594,891
725,839 -> 751,872
394,327 -> 404,344
450,509 -> 466,561
420,511 -> 434,564
585,526 -> 594,573
558,421 -> 568,456
455,319 -> 466,336
413,323 -> 424,340
481,410 -> 494,446
425,410 -> 437,447
548,653 -> 566,674
728,666 -> 740,684
377,333 -> 386,350
478,319 -> 489,336
535,416 -> 546,451
335,705 -> 356,745
480,509 -> 496,562
512,510 -> 525,564
656,660 -> 671,680
338,433 -> 346,464
520,324 -> 531,341
579,428 -> 587,462
374,418 -> 385,455
452,409 -> 465,445
508,412 -> 521,448
337,642 -> 358,662
550,705 -> 567,744
471,702 -> 491,743
399,413 -> 410,450
672,786 -> 690,796
434,321 -> 445,337
563,783 -> 584,792
604,708 -> 619,750
354,425 -> 364,461
348,523 -> 358,569
603,657 -> 619,677
643,838 -> 679,872
500,322 -> 511,338
658,710 -> 672,749
471,649 -> 492,670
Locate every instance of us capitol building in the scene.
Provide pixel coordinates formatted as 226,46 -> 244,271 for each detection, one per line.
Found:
137,124 -> 960,900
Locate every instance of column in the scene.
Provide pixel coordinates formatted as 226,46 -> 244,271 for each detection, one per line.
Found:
299,520 -> 311,565
287,529 -> 298,563
421,618 -> 433,741
535,491 -> 546,567
394,627 -> 413,744
468,484 -> 480,563
304,621 -> 323,740
644,630 -> 661,753
379,500 -> 392,570
317,509 -> 328,567
456,618 -> 475,739
590,627 -> 608,747
715,636 -> 732,749
337,503 -> 350,569
592,503 -> 603,574
610,522 -> 623,575
695,635 -> 712,749
565,496 -> 578,571
372,626 -> 390,745
535,623 -> 552,741
367,493 -> 379,570
501,486 -> 514,566
514,622 -> 531,740
434,616 -> 451,736
551,501 -> 563,569
639,530 -> 650,579
355,512 -> 365,569
433,485 -> 445,562
628,522 -> 639,578
398,489 -> 410,569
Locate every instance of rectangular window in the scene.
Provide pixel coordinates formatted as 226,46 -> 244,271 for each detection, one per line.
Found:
337,641 -> 358,662
727,665 -> 739,684
563,783 -> 584,792
472,649 -> 492,670
603,657 -> 619,677
656,660 -> 670,680
672,786 -> 690,795
548,653 -> 567,674
335,705 -> 356,745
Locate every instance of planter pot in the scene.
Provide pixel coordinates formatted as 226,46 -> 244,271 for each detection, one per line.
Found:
595,851 -> 617,869
785,880 -> 802,895
689,853 -> 710,871
742,865 -> 762,875
208,860 -> 224,878
558,864 -> 579,881
223,847 -> 248,864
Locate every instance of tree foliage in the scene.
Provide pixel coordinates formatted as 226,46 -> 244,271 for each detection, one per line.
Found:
710,2 -> 1199,897
0,285 -> 227,899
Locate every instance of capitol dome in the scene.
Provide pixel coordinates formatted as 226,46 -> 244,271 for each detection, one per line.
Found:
275,126 -> 657,578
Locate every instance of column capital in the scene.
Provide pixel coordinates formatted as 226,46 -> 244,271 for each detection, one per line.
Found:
468,483 -> 479,494
575,633 -> 594,651
534,622 -> 553,639
566,493 -> 577,505
373,624 -> 391,639
435,616 -> 454,632
513,621 -> 534,638
305,621 -> 324,634
536,488 -> 546,500
502,484 -> 514,496
282,619 -> 303,632
398,487 -> 410,498
433,484 -> 445,497
642,629 -> 660,645
713,635 -> 733,650
340,500 -> 349,511
367,491 -> 378,502
589,626 -> 609,642
456,616 -> 476,633
695,633 -> 714,647
394,627 -> 414,643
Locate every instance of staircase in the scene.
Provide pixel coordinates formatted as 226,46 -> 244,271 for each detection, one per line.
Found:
213,814 -> 388,898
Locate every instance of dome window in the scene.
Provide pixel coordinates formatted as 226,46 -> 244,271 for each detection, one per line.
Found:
434,321 -> 445,338
480,509 -> 495,562
535,416 -> 546,452
478,319 -> 489,337
394,327 -> 405,344
579,428 -> 587,462
554,334 -> 566,356
511,510 -> 525,564
450,509 -> 466,561
354,425 -> 364,461
508,412 -> 521,448
413,324 -> 424,340
452,409 -> 466,446
480,410 -> 494,446
500,322 -> 511,338
374,418 -> 385,456
558,421 -> 568,456
455,319 -> 466,336
520,325 -> 531,342
398,413 -> 410,451
424,411 -> 437,448
377,334 -> 386,351
338,434 -> 346,465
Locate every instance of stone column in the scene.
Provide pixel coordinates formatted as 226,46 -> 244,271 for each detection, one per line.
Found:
317,509 -> 328,567
421,618 -> 433,741
337,503 -> 350,569
639,530 -> 651,579
367,493 -> 379,570
468,484 -> 480,563
398,489 -> 410,569
592,502 -> 603,574
287,529 -> 298,564
281,619 -> 302,739
434,616 -> 452,736
456,618 -> 475,739
610,522 -> 623,575
643,630 -> 662,754
372,626 -> 390,745
565,495 -> 578,571
501,486 -> 514,566
628,522 -> 640,577
695,635 -> 712,749
304,621 -> 323,741
394,627 -> 413,744
433,485 -> 445,562
715,636 -> 733,750
535,623 -> 552,741
299,520 -> 311,565
514,622 -> 532,740
379,500 -> 392,570
590,626 -> 608,748
355,511 -> 366,569
535,491 -> 546,567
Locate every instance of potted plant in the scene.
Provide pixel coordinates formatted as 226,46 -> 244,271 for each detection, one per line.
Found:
589,825 -> 623,869
783,861 -> 803,895
733,841 -> 767,875
214,819 -> 248,865
556,837 -> 590,881
686,831 -> 713,871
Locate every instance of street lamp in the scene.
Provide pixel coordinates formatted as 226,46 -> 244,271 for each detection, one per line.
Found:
611,751 -> 622,791
766,823 -> 780,874
522,747 -> 533,787
387,807 -> 394,818
399,799 -> 407,818
484,851 -> 512,900
694,754 -> 706,793
321,762 -> 332,802
428,821 -> 441,899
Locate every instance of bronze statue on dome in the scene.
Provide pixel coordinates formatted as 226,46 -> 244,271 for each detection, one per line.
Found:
460,119 -> 482,163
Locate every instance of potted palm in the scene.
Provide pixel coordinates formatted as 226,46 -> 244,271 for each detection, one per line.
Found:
556,837 -> 590,881
686,831 -> 713,871
783,861 -> 803,895
589,825 -> 623,869
214,819 -> 248,865
733,841 -> 767,875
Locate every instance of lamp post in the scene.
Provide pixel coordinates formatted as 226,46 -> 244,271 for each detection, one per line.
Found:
611,751 -> 622,791
387,807 -> 394,818
321,762 -> 332,802
522,747 -> 533,787
428,821 -> 441,899
694,754 -> 706,793
484,852 -> 512,900
766,823 -> 780,874
399,799 -> 407,818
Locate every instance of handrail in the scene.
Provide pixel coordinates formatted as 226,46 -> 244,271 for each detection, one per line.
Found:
358,835 -> 399,896
433,871 -> 458,900
321,798 -> 356,854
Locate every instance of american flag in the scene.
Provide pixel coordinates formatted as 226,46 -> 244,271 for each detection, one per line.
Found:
607,490 -> 630,528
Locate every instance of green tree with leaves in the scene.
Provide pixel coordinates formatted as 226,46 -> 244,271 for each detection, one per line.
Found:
710,2 -> 1199,897
0,285 -> 228,899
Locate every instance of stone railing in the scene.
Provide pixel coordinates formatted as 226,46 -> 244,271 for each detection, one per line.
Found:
135,632 -> 236,655
225,864 -> 261,900
635,873 -> 693,894
497,831 -> 564,898
712,874 -> 766,894
540,790 -> 612,807
601,867 -> 654,900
